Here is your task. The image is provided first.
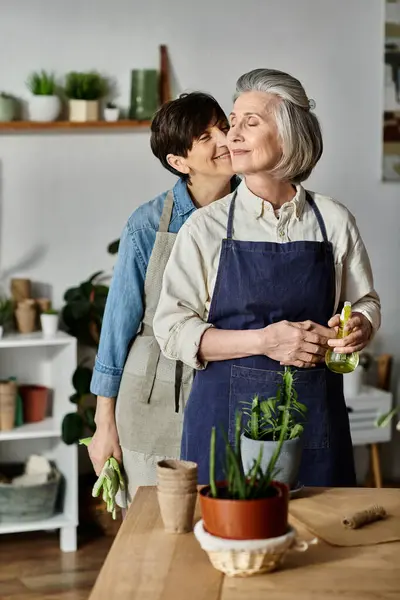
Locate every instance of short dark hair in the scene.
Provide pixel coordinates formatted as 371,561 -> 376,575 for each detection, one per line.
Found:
150,92 -> 228,179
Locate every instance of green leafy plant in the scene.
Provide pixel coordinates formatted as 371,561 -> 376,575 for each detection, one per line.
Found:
375,407 -> 400,429
209,376 -> 292,500
42,308 -> 59,315
0,92 -> 13,99
242,367 -> 306,442
0,297 -> 13,326
62,272 -> 109,347
106,101 -> 117,109
64,72 -> 108,100
27,70 -> 57,95
61,365 -> 96,445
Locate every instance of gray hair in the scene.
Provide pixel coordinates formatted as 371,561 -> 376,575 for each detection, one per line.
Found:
235,69 -> 323,183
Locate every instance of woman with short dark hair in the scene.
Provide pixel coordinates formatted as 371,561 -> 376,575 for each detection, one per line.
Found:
88,92 -> 238,505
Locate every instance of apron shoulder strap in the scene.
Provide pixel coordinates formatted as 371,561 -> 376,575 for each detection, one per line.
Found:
158,190 -> 174,233
226,191 -> 238,240
305,192 -> 329,243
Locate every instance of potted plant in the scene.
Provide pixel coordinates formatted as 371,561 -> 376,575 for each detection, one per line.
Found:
199,377 -> 293,542
40,308 -> 59,337
104,101 -> 119,122
241,367 -> 306,490
0,297 -> 13,338
64,71 -> 108,122
61,365 -> 96,444
26,70 -> 61,122
0,93 -> 16,122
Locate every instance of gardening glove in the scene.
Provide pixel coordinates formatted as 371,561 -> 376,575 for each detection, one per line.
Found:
80,437 -> 125,520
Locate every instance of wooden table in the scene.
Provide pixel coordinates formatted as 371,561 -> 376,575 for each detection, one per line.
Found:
89,487 -> 400,600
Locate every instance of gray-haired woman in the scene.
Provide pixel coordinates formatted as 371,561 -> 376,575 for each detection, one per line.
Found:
153,69 -> 381,487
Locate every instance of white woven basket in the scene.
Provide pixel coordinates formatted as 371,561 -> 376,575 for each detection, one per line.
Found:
194,521 -> 300,577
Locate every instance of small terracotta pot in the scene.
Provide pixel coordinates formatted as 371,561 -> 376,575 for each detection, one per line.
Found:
0,381 -> 17,431
199,481 -> 289,540
19,385 -> 48,423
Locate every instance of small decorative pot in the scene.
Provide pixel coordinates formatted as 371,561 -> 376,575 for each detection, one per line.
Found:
40,313 -> 59,337
28,95 -> 61,122
15,300 -> 37,334
0,96 -> 16,122
69,99 -> 99,122
241,434 -> 303,490
104,107 -> 119,122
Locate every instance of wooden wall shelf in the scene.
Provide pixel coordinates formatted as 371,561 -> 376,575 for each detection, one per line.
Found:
0,119 -> 151,133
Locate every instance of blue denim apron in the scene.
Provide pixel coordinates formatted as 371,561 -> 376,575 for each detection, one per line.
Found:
181,190 -> 356,487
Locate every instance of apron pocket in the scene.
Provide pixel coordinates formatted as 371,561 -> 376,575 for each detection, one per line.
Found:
229,365 -> 330,450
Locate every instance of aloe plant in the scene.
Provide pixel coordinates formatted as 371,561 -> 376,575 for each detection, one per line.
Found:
243,367 -> 306,442
27,70 -> 57,95
209,371 -> 292,500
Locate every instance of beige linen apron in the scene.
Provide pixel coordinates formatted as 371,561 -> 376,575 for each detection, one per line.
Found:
115,191 -> 193,507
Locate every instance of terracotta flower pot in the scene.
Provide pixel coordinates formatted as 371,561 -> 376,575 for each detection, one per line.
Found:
0,381 -> 17,431
19,385 -> 48,423
199,481 -> 289,540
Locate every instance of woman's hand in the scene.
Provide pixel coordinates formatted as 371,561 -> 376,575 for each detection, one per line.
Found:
88,397 -> 122,476
261,320 -> 337,368
327,311 -> 372,354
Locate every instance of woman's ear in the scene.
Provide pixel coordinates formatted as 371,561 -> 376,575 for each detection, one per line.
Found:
166,154 -> 190,175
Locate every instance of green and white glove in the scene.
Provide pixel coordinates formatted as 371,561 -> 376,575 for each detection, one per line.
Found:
80,437 -> 125,520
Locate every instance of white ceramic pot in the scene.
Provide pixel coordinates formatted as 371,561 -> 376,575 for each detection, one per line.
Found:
69,99 -> 99,122
104,107 -> 119,122
40,313 -> 59,337
28,95 -> 61,122
343,367 -> 364,399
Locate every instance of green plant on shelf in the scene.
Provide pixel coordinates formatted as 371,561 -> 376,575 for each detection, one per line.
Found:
64,72 -> 108,101
27,70 -> 57,96
42,308 -> 59,315
106,101 -> 117,109
62,365 -> 96,444
0,296 -> 14,326
62,271 -> 109,347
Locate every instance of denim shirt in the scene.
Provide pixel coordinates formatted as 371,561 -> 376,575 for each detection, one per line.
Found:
90,177 -> 239,398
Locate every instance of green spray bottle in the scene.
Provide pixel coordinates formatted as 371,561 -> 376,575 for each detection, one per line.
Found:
325,301 -> 359,374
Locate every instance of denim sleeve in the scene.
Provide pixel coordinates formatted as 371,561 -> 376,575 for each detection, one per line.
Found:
90,223 -> 155,398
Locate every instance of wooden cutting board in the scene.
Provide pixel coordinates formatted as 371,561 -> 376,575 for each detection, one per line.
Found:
289,487 -> 400,546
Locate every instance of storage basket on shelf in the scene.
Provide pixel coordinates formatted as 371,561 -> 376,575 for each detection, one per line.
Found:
0,464 -> 61,523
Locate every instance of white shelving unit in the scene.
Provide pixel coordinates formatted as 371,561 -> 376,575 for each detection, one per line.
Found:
0,331 -> 78,552
345,385 -> 393,446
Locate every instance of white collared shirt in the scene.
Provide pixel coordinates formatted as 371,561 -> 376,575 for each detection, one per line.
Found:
153,180 -> 381,369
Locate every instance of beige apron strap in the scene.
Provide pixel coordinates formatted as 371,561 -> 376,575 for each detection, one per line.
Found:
158,190 -> 174,233
140,190 -> 174,404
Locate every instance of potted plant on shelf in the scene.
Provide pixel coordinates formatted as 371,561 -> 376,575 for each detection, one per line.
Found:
40,308 -> 59,338
64,71 -> 108,122
0,297 -> 13,338
61,365 -> 95,444
26,70 -> 61,122
240,367 -> 306,490
104,101 -> 119,122
0,92 -> 17,122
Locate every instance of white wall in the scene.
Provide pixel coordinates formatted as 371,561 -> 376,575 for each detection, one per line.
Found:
0,1 -> 399,475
